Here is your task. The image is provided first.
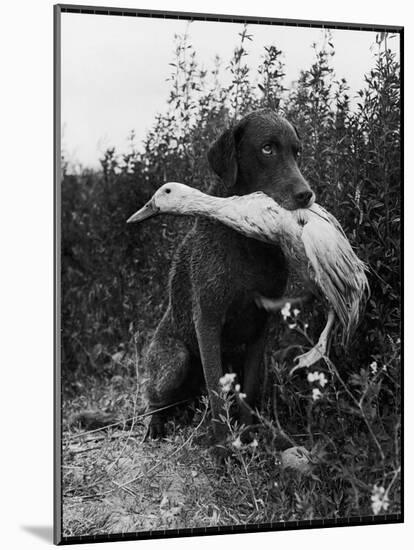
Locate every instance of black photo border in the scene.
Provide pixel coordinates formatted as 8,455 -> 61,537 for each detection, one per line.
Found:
54,3 -> 404,545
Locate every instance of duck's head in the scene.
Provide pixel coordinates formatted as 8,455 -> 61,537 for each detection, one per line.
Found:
127,182 -> 197,223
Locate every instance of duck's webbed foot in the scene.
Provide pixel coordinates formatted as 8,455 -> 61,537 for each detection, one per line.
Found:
291,341 -> 328,373
290,308 -> 336,375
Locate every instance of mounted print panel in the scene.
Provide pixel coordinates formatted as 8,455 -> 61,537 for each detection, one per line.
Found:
54,4 -> 403,545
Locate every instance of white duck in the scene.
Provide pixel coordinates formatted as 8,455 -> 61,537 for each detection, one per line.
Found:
127,182 -> 369,368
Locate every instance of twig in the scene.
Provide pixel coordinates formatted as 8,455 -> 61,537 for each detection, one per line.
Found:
79,400 -> 210,499
384,466 -> 401,501
219,397 -> 259,512
64,398 -> 191,441
111,479 -> 138,498
120,400 -> 209,488
325,356 -> 385,462
270,386 -> 296,447
65,432 -> 127,445
240,453 -> 259,512
69,444 -> 102,455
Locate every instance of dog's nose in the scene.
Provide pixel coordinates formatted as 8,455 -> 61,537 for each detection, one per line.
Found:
294,190 -> 314,208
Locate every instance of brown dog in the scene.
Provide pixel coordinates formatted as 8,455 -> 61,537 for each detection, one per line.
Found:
137,109 -> 314,442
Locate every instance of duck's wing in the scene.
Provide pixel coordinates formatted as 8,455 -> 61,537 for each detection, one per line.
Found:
301,206 -> 370,343
306,203 -> 348,238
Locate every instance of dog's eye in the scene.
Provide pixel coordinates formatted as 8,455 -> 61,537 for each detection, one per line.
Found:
261,144 -> 273,156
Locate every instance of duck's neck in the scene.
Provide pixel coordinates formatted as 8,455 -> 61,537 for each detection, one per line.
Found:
174,190 -> 229,220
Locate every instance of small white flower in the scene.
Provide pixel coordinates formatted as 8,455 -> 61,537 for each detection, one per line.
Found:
370,361 -> 378,375
318,372 -> 328,387
234,384 -> 247,399
382,364 -> 388,372
308,371 -> 328,388
281,302 -> 291,320
293,308 -> 300,317
250,438 -> 258,448
232,436 -> 242,449
219,373 -> 236,393
288,323 -> 297,329
304,323 -> 309,329
312,388 -> 322,401
371,485 -> 389,515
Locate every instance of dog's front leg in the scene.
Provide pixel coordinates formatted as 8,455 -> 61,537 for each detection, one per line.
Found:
240,325 -> 269,431
193,309 -> 227,444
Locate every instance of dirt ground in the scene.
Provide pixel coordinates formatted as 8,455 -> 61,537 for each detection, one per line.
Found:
61,377 -> 262,538
62,421 -> 222,536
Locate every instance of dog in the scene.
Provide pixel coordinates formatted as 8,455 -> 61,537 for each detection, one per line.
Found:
140,109 -> 314,443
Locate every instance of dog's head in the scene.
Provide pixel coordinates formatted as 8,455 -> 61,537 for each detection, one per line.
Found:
208,109 -> 314,210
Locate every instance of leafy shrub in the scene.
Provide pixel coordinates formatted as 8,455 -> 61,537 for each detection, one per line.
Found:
61,26 -> 401,513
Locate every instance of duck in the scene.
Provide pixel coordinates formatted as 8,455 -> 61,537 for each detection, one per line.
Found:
127,182 -> 370,368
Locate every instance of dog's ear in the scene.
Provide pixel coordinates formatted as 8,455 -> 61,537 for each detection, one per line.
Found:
207,128 -> 238,188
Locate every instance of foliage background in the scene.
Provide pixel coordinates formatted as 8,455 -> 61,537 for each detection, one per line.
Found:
61,26 -> 401,524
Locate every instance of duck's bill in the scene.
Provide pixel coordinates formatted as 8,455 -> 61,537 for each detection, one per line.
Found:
127,200 -> 159,223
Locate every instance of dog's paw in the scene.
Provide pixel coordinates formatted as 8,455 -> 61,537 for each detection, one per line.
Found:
144,413 -> 167,440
